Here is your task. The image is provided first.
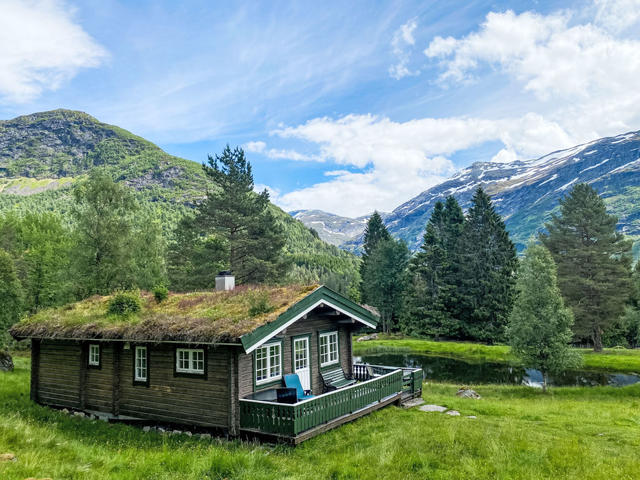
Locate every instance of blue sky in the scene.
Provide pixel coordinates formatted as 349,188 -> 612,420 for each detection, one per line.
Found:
1,0 -> 640,216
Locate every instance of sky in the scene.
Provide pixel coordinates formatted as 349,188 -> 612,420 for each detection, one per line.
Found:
1,0 -> 640,217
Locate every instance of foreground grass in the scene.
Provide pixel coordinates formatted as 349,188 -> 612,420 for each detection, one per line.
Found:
353,336 -> 640,372
2,357 -> 640,479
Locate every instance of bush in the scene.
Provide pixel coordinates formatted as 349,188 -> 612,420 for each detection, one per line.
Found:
248,293 -> 274,317
153,285 -> 169,303
108,291 -> 142,315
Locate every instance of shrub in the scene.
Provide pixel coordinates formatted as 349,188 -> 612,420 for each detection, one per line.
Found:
248,293 -> 274,317
108,291 -> 142,315
153,285 -> 169,303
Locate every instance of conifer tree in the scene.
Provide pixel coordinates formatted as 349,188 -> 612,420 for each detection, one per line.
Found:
507,243 -> 580,391
540,183 -> 632,351
0,249 -> 23,351
458,187 -> 517,342
360,211 -> 391,303
362,238 -> 409,333
171,146 -> 286,286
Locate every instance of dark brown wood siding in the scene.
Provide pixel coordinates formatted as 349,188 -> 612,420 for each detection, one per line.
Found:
86,343 -> 113,412
38,340 -> 81,408
118,344 -> 231,428
237,312 -> 355,398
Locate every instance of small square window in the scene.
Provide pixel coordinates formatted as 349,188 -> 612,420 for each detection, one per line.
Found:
319,332 -> 339,367
255,341 -> 282,385
175,348 -> 205,375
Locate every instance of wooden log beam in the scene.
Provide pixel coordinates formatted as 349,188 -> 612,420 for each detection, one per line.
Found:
112,344 -> 121,416
30,339 -> 40,403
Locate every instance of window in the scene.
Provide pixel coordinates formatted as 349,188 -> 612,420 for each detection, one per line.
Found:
88,344 -> 100,367
319,331 -> 339,367
176,348 -> 205,375
135,346 -> 148,382
255,342 -> 282,385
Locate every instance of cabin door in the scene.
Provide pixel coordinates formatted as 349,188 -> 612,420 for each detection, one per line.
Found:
293,337 -> 311,391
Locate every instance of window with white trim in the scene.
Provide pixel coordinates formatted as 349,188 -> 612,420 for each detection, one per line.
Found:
88,344 -> 100,366
255,342 -> 282,385
135,346 -> 148,382
176,348 -> 205,374
319,331 -> 339,367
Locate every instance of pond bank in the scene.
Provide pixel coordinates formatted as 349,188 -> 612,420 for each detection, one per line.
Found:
352,336 -> 640,373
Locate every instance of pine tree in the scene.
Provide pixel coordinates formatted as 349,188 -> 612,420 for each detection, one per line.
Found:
362,238 -> 409,333
541,183 -> 632,351
360,211 -> 391,303
507,243 -> 580,392
458,187 -> 517,342
171,146 -> 286,286
0,249 -> 23,350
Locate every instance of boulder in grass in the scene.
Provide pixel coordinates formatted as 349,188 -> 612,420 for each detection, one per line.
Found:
456,388 -> 481,399
445,410 -> 461,416
0,351 -> 13,372
419,404 -> 448,413
0,453 -> 16,462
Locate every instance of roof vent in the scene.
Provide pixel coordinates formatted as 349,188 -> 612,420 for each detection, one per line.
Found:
215,271 -> 235,291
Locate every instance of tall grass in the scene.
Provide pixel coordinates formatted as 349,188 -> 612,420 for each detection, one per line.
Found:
1,356 -> 640,479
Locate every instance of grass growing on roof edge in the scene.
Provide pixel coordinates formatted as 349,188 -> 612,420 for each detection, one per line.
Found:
353,335 -> 640,373
2,356 -> 640,479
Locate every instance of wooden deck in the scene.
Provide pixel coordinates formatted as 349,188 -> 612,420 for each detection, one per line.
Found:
239,364 -> 423,444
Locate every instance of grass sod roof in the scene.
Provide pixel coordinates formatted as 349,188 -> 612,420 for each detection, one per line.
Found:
10,284 -> 321,346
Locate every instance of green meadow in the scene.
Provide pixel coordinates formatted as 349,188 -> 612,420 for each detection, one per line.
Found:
1,354 -> 640,479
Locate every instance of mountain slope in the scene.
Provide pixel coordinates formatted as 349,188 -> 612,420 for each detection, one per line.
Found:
352,131 -> 640,253
0,109 -> 361,292
290,209 -> 385,246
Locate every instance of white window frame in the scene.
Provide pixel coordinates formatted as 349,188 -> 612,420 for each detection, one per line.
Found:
135,346 -> 148,382
319,331 -> 339,367
88,344 -> 100,366
255,341 -> 282,386
175,348 -> 205,375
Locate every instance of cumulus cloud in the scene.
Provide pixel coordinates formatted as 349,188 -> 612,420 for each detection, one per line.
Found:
593,0 -> 640,32
268,112 -> 579,216
389,18 -> 419,79
244,141 -> 266,153
0,0 -> 108,103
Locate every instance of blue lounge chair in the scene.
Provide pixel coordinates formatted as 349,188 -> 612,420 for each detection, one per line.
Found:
283,374 -> 314,401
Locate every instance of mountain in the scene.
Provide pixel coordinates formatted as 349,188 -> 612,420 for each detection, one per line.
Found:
0,109 -> 361,293
290,210 -> 386,246
374,130 -> 640,254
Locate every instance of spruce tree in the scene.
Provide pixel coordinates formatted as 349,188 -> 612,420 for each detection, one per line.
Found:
171,146 -> 286,286
540,183 -> 632,351
507,243 -> 580,392
362,238 -> 409,333
458,187 -> 517,342
360,211 -> 390,303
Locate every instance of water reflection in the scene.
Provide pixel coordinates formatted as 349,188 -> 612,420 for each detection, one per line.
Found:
355,353 -> 640,388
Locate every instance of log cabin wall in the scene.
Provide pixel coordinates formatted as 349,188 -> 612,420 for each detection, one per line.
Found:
117,344 -> 232,428
237,312 -> 355,400
37,340 -> 81,409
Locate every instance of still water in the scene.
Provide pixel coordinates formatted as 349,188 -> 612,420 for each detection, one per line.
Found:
355,353 -> 640,388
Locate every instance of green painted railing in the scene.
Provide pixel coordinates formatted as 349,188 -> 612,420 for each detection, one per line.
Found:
239,369 -> 403,436
354,364 -> 423,396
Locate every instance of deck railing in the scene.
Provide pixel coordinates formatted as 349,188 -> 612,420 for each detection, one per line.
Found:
239,369 -> 404,437
353,363 -> 423,396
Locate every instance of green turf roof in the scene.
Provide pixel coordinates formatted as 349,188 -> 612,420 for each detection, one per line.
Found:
10,284 -> 320,346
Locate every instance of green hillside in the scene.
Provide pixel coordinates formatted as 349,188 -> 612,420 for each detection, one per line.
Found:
0,110 -> 360,294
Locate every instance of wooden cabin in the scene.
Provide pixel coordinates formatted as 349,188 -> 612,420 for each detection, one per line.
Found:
11,277 -> 422,443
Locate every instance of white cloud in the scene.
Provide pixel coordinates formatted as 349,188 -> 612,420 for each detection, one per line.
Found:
593,0 -> 640,32
389,18 -> 419,79
269,112 -> 580,216
244,141 -> 266,153
0,0 -> 108,103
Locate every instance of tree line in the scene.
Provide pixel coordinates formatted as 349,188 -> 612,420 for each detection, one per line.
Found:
359,183 -> 640,360
0,146 -> 293,351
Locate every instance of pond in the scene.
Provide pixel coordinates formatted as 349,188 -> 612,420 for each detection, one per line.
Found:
355,353 -> 640,388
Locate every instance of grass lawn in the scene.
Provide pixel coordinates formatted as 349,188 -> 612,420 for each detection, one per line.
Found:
353,336 -> 640,372
2,356 -> 640,479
